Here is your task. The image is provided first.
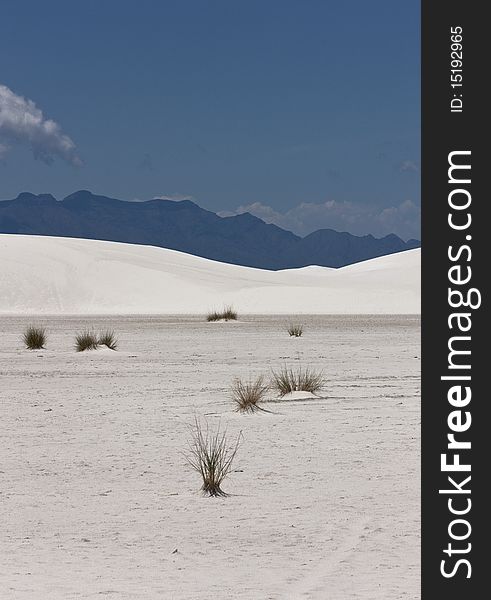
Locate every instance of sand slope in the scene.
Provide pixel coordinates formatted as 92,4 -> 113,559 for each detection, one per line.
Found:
0,235 -> 420,314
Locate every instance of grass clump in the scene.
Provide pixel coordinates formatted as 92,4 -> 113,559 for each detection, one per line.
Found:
207,305 -> 238,322
98,330 -> 118,350
271,366 -> 324,397
75,331 -> 99,352
23,326 -> 46,350
287,323 -> 304,337
206,311 -> 222,322
231,376 -> 269,413
187,418 -> 241,497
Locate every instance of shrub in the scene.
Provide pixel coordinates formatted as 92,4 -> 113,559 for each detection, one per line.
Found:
207,305 -> 238,322
287,323 -> 304,337
75,331 -> 99,352
187,418 -> 241,497
99,330 -> 118,350
271,366 -> 324,396
231,376 -> 269,413
23,326 -> 46,350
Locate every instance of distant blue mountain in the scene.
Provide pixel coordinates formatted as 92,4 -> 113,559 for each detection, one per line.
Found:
0,190 -> 420,269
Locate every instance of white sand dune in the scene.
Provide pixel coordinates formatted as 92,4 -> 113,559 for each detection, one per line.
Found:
0,234 -> 420,314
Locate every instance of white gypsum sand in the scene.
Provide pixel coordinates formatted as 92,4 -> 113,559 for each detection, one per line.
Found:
0,315 -> 420,599
0,234 -> 420,315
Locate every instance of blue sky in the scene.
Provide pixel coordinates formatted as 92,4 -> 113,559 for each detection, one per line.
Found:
0,0 -> 420,239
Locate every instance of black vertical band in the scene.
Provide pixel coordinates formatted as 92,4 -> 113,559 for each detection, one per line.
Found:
422,2 -> 486,596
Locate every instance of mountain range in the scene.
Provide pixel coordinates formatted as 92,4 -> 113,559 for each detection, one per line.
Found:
0,190 -> 420,269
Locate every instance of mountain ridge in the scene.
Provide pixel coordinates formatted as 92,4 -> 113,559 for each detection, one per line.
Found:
0,190 -> 420,269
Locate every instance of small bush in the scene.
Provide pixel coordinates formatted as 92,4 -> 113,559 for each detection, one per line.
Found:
207,305 -> 238,322
271,366 -> 324,396
287,323 -> 304,337
187,418 -> 241,497
75,331 -> 99,352
231,376 -> 269,413
23,326 -> 46,350
99,330 -> 118,350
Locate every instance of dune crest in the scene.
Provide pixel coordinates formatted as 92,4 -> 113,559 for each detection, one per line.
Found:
0,235 -> 420,314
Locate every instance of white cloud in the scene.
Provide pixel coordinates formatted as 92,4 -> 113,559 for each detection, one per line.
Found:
0,83 -> 82,166
221,199 -> 420,241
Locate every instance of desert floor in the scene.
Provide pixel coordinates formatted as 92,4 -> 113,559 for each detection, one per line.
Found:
0,315 -> 420,600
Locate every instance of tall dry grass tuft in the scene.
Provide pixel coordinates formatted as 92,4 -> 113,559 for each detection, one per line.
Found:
287,323 -> 304,337
99,330 -> 118,350
206,310 -> 221,322
187,418 -> 241,497
207,305 -> 238,322
23,326 -> 46,350
221,305 -> 238,320
231,376 -> 269,413
271,366 -> 324,396
75,331 -> 99,352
